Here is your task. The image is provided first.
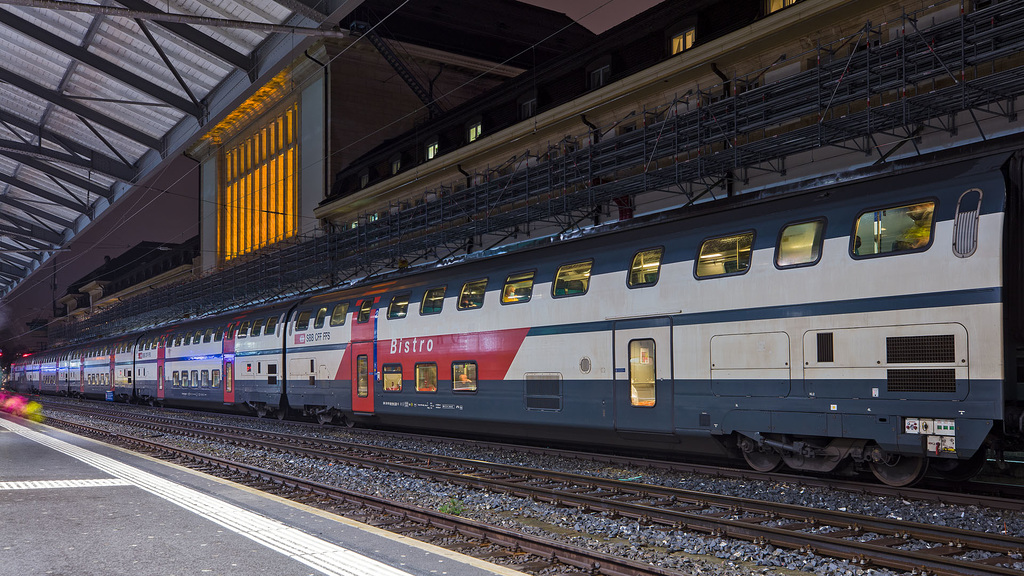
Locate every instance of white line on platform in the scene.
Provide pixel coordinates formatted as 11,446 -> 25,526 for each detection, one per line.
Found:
0,478 -> 134,490
0,418 -> 414,576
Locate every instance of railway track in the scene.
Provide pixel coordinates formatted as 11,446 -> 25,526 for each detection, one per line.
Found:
45,404 -> 1024,576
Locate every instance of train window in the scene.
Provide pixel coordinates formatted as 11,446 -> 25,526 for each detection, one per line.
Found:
214,328 -> 222,342
226,369 -> 233,393
211,369 -> 221,388
695,232 -> 754,278
173,371 -> 180,387
183,334 -> 192,346
295,310 -> 311,331
421,287 -> 446,315
629,339 -> 656,407
357,300 -> 374,323
251,319 -> 264,337
415,363 -> 438,392
204,329 -> 214,343
552,260 -> 593,297
237,321 -> 250,338
852,201 -> 934,257
192,370 -> 200,388
356,355 -> 369,398
502,272 -> 534,304
330,303 -> 348,326
452,362 -> 478,392
628,248 -> 664,287
383,364 -> 403,391
776,220 -> 825,268
193,331 -> 202,344
201,370 -> 210,387
388,294 -> 410,319
265,316 -> 279,335
458,279 -> 488,310
953,189 -> 982,258
313,307 -> 328,329
174,335 -> 182,347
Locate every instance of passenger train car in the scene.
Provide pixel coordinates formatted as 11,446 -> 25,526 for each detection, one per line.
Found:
13,148 -> 1024,486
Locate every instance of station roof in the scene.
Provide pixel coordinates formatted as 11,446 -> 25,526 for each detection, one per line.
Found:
0,0 -> 358,297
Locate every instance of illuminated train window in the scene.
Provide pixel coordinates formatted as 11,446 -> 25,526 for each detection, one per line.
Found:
458,279 -> 488,310
357,300 -> 374,323
330,303 -> 348,326
628,247 -> 664,287
313,307 -> 329,329
415,363 -> 437,392
251,320 -> 264,337
852,201 -> 935,257
553,260 -> 593,297
696,232 -> 754,278
502,272 -> 535,304
237,322 -> 250,339
776,220 -> 825,268
630,339 -> 656,407
265,316 -> 278,335
383,364 -> 403,391
388,294 -> 410,319
452,362 -> 478,392
295,311 -> 311,330
421,287 -> 446,315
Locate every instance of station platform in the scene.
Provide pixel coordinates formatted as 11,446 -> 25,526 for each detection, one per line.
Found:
0,413 -> 524,576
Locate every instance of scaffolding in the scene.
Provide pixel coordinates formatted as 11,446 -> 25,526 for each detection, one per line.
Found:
51,0 -> 1024,345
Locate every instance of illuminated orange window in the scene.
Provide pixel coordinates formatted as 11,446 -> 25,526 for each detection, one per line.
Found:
219,102 -> 298,262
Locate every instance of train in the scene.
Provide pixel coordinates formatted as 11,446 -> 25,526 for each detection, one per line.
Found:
12,146 -> 1024,487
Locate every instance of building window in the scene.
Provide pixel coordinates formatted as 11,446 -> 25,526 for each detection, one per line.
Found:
589,65 -> 611,89
519,98 -> 537,120
672,28 -> 696,54
390,155 -> 401,175
767,0 -> 800,14
468,121 -> 482,142
219,101 -> 298,263
426,140 -> 439,161
359,170 -> 369,188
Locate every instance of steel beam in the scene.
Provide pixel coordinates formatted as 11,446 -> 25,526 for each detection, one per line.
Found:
0,67 -> 162,150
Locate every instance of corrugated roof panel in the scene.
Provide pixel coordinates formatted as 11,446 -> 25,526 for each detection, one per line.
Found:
0,0 -> 354,298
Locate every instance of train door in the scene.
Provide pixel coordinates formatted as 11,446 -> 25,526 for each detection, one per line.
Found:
157,341 -> 166,400
223,325 -> 236,404
350,341 -> 375,414
79,358 -> 85,396
613,317 -> 674,434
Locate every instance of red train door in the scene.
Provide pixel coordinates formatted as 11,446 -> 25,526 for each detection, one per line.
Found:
350,299 -> 377,414
223,325 -> 236,404
351,342 -> 375,413
157,341 -> 166,400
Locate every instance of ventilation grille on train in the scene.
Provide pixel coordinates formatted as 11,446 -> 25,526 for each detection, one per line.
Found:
525,373 -> 562,411
886,335 -> 955,364
886,369 -> 956,393
817,332 -> 834,362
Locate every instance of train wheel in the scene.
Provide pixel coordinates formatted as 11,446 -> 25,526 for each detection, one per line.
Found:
930,450 -> 987,482
742,448 -> 783,472
317,412 -> 334,425
870,455 -> 928,487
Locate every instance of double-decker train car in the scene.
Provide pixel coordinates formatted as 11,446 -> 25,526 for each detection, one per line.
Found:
13,148 -> 1024,486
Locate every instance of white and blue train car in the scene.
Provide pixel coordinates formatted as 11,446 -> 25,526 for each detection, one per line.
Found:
12,148 -> 1024,486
